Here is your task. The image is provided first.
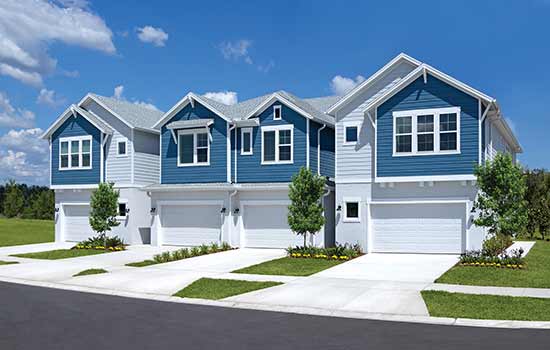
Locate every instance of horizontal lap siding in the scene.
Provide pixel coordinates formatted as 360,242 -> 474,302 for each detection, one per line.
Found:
134,152 -> 159,184
377,75 -> 479,177
237,103 -> 307,183
320,126 -> 335,178
161,102 -> 227,184
51,113 -> 101,185
309,121 -> 319,173
105,130 -> 132,184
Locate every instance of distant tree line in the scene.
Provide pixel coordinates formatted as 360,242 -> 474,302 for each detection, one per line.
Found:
0,180 -> 54,220
524,169 -> 550,240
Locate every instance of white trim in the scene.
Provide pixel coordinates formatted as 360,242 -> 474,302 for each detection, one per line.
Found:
374,108 -> 377,179
116,139 -> 128,157
392,107 -> 461,157
78,94 -> 133,129
130,129 -> 135,184
343,121 -> 361,145
375,174 -> 476,183
49,138 -> 52,187
317,123 -> 326,175
370,199 -> 469,205
335,177 -> 372,184
261,125 -> 294,165
240,199 -> 291,206
227,123 -> 233,182
159,131 -> 162,184
342,197 -> 361,223
273,105 -> 282,120
99,133 -> 104,183
41,104 -> 112,139
176,129 -> 210,167
52,185 -> 98,190
240,128 -> 253,155
327,53 -> 422,114
306,119 -> 310,169
58,135 -> 93,171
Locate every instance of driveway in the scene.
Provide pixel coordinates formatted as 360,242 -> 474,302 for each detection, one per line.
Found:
227,253 -> 459,316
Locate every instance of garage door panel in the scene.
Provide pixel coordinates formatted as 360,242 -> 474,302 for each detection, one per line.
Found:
243,204 -> 302,248
160,204 -> 221,246
372,203 -> 464,254
63,205 -> 95,242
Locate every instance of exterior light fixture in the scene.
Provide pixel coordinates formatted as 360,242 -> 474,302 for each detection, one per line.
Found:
336,205 -> 342,211
234,208 -> 240,214
150,207 -> 156,214
220,207 -> 227,213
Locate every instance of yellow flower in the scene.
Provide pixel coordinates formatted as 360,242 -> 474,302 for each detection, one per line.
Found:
331,255 -> 338,259
518,265 -> 523,269
506,264 -> 512,268
296,253 -> 302,257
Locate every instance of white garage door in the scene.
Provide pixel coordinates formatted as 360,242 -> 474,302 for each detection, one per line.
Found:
243,203 -> 302,248
63,204 -> 94,242
160,204 -> 221,246
371,203 -> 464,254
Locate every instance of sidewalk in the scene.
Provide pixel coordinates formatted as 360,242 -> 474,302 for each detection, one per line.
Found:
425,283 -> 550,298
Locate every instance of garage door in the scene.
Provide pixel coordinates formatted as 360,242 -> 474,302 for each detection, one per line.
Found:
160,204 -> 221,246
243,203 -> 302,248
371,203 -> 464,254
63,204 -> 94,242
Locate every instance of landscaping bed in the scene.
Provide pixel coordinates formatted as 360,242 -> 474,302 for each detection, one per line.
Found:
0,218 -> 54,247
73,268 -> 108,277
422,290 -> 550,321
126,242 -> 232,267
174,278 -> 282,300
437,241 -> 550,288
12,249 -> 110,260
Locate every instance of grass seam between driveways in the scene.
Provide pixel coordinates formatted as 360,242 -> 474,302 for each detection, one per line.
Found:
11,249 -> 111,260
232,257 -> 342,276
73,268 -> 108,277
173,278 -> 283,300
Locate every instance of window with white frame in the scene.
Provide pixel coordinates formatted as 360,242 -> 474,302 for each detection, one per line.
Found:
344,123 -> 360,144
273,105 -> 282,120
117,140 -> 127,156
177,129 -> 210,166
343,200 -> 360,222
393,107 -> 460,156
261,125 -> 293,164
118,202 -> 127,217
241,128 -> 253,155
59,136 -> 92,170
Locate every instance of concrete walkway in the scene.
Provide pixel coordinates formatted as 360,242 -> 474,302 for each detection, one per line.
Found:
426,283 -> 550,298
506,241 -> 536,255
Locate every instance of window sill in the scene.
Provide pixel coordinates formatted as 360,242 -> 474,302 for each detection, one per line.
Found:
342,142 -> 358,146
392,150 -> 461,157
177,162 -> 210,167
261,160 -> 294,165
240,152 -> 253,156
343,217 -> 361,223
59,167 -> 93,171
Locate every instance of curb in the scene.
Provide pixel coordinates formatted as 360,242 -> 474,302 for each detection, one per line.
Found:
1,276 -> 549,329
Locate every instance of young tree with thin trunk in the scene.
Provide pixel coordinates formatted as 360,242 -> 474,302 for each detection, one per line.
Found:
89,183 -> 120,247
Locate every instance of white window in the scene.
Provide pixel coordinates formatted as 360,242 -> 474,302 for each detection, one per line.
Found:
343,122 -> 360,145
241,128 -> 253,155
261,125 -> 293,164
273,105 -> 282,120
117,140 -> 127,156
59,136 -> 92,170
177,129 -> 210,166
343,199 -> 360,223
393,107 -> 460,156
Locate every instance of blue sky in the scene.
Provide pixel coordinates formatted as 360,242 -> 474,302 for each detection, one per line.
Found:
0,0 -> 549,184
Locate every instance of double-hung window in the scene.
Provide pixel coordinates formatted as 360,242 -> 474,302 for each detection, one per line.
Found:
177,129 -> 210,166
261,125 -> 293,164
393,107 -> 460,156
241,128 -> 253,155
59,136 -> 92,170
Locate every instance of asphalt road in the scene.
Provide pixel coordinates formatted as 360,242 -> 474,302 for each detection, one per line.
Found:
0,281 -> 548,350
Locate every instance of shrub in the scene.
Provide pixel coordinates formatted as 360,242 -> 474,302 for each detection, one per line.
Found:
199,244 -> 210,255
482,234 -> 513,256
73,235 -> 125,250
459,248 -> 525,268
286,243 -> 363,260
221,242 -> 231,251
209,242 -> 219,253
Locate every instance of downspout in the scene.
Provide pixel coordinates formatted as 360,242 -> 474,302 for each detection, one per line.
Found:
234,125 -> 238,183
228,124 -> 236,183
228,189 -> 238,247
317,124 -> 326,176
319,186 -> 331,247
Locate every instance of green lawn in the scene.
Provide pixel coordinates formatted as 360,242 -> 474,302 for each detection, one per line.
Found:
233,257 -> 342,276
436,241 -> 550,288
174,278 -> 282,300
0,218 -> 54,247
0,260 -> 19,265
73,268 -> 108,277
12,249 -> 109,260
422,291 -> 550,321
125,260 -> 157,267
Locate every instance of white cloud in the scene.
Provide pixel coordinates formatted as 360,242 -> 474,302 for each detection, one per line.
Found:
330,75 -> 366,95
137,26 -> 168,47
219,40 -> 253,64
0,91 -> 35,128
0,128 -> 46,154
112,85 -> 160,111
203,91 -> 238,105
37,88 -> 65,107
0,0 -> 115,86
0,127 -> 48,183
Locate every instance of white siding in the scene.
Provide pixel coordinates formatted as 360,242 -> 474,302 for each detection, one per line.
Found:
485,120 -> 513,162
105,130 -> 132,184
133,130 -> 159,185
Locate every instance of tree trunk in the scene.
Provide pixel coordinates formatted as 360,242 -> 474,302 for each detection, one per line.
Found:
303,232 -> 307,248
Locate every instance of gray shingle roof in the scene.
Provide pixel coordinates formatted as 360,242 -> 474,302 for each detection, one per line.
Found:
90,94 -> 164,130
304,95 -> 342,113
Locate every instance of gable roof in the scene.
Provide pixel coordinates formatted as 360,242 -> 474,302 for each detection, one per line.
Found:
41,105 -> 113,139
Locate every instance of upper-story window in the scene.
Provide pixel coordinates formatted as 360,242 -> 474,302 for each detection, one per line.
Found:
241,128 -> 253,155
261,125 -> 293,164
177,129 -> 210,166
59,136 -> 92,170
344,122 -> 360,145
273,105 -> 282,120
393,107 -> 460,156
117,140 -> 127,157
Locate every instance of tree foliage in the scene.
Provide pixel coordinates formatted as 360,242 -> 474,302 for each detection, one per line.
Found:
89,182 -> 120,237
3,180 -> 24,218
0,180 -> 54,220
524,169 -> 550,239
287,167 -> 326,247
473,153 -> 527,236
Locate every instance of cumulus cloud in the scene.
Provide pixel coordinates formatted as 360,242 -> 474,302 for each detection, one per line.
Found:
112,85 -> 160,111
0,127 -> 48,183
137,26 -> 168,47
0,128 -> 46,154
0,0 -> 115,86
0,91 -> 35,128
330,75 -> 366,95
203,91 -> 238,105
219,40 -> 253,64
37,88 -> 65,107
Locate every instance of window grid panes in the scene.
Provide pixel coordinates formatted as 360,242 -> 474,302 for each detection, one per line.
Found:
417,114 -> 434,152
439,113 -> 458,151
59,137 -> 92,170
395,116 -> 412,153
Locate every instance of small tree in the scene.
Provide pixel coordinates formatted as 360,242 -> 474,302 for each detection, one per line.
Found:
3,180 -> 24,218
473,153 -> 527,236
30,190 -> 55,220
288,167 -> 326,247
89,183 -> 120,246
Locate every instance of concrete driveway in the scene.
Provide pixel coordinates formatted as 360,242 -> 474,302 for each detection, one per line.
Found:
227,253 -> 459,316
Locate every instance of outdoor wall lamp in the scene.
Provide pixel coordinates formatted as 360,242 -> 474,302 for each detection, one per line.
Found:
150,207 -> 156,214
234,208 -> 240,214
54,207 -> 60,213
336,205 -> 342,212
126,208 -> 130,214
220,207 -> 227,214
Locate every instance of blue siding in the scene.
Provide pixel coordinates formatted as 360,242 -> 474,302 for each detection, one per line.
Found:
51,113 -> 101,185
309,121 -> 319,173
320,127 -> 335,178
377,74 -> 479,178
161,102 -> 227,184
236,102 -> 307,183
